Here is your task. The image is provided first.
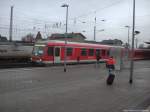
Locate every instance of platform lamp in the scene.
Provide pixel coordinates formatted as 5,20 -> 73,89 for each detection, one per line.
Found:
61,4 -> 69,72
134,31 -> 140,48
134,31 -> 140,35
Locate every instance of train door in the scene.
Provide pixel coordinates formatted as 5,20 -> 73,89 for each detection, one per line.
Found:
96,49 -> 101,61
101,49 -> 106,58
54,47 -> 61,63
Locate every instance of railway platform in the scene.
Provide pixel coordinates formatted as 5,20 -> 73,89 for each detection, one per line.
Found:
0,60 -> 150,112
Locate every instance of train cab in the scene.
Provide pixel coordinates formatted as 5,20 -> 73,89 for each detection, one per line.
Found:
31,43 -> 47,64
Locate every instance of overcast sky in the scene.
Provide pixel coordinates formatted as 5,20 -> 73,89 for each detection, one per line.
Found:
0,0 -> 150,45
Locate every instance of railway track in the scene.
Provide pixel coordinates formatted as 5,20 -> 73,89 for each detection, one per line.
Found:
0,62 -> 43,69
0,61 -> 101,69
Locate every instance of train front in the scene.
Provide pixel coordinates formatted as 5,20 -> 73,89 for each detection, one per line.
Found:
31,44 -> 46,65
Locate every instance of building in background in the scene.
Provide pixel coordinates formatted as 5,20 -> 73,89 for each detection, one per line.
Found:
21,31 -> 43,43
48,32 -> 86,42
48,33 -> 123,46
35,31 -> 43,41
100,39 -> 123,46
0,35 -> 8,42
21,33 -> 35,43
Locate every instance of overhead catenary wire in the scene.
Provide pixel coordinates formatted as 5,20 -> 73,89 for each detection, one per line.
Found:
1,0 -> 150,41
70,0 -> 124,20
1,0 -> 150,30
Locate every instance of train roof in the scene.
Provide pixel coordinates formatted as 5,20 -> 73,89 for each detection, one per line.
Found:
35,40 -> 124,49
134,48 -> 150,51
0,41 -> 34,46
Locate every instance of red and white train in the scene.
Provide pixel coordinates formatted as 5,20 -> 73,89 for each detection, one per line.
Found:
31,40 -> 150,66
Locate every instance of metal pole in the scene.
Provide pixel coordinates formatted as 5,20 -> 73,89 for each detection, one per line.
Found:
125,25 -> 130,48
128,27 -> 130,48
66,6 -> 68,34
9,6 -> 13,42
63,4 -> 69,72
135,38 -> 138,48
94,26 -> 96,41
127,27 -> 130,60
94,17 -> 96,41
129,0 -> 135,84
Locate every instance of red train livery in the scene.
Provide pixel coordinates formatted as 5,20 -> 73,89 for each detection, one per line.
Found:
31,40 -> 150,65
133,48 -> 150,60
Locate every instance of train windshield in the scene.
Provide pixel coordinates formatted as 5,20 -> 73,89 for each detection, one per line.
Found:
32,45 -> 45,56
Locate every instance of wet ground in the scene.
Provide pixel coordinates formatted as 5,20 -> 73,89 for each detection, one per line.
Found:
0,60 -> 150,112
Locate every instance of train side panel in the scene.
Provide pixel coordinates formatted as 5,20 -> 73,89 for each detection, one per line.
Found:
0,42 -> 33,62
31,40 -> 150,65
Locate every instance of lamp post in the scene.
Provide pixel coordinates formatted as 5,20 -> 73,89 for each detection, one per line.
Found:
125,25 -> 130,48
129,0 -> 135,84
61,4 -> 69,72
95,29 -> 105,41
94,18 -> 105,41
94,17 -> 96,41
9,6 -> 13,42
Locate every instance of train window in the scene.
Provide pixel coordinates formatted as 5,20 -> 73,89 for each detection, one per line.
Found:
89,49 -> 94,56
81,48 -> 87,56
102,50 -> 105,56
55,48 -> 60,56
96,49 -> 100,56
107,50 -> 110,56
67,48 -> 73,56
47,47 -> 54,56
33,46 -> 44,56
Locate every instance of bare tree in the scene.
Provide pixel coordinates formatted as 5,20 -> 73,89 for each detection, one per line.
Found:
35,31 -> 42,41
22,33 -> 35,43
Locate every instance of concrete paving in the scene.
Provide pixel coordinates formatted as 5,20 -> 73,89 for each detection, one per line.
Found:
0,60 -> 150,112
